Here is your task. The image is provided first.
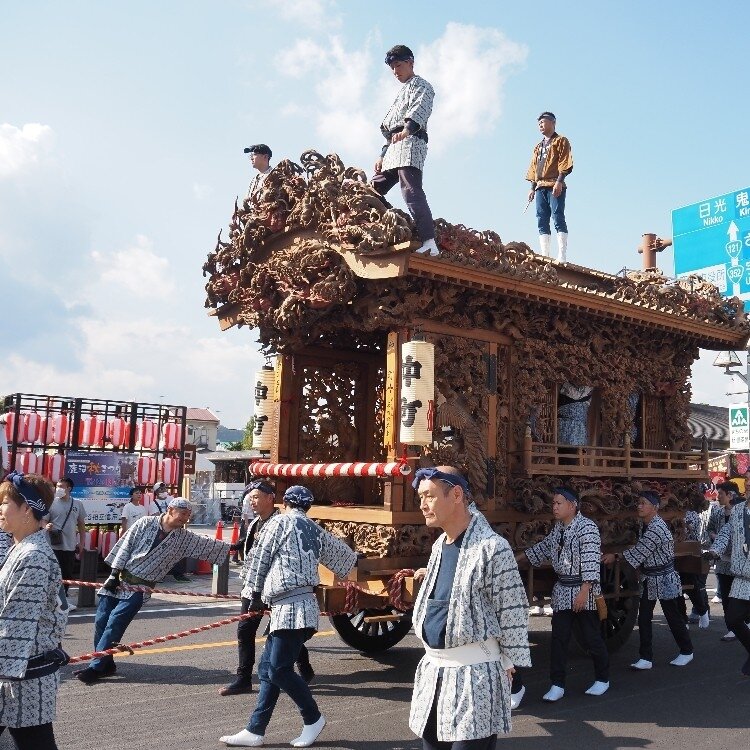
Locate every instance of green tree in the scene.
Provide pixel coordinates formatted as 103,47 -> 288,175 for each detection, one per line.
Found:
242,417 -> 254,450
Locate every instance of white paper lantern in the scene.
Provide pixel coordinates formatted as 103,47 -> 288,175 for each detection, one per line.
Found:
138,420 -> 158,450
162,422 -> 182,452
160,456 -> 179,485
43,452 -> 66,482
23,411 -> 43,444
399,339 -> 435,446
15,450 -> 41,474
79,415 -> 105,447
137,456 -> 157,485
253,365 -> 276,451
50,414 -> 70,445
108,417 -> 130,449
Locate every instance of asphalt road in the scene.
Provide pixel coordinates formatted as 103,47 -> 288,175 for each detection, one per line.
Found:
4,583 -> 750,750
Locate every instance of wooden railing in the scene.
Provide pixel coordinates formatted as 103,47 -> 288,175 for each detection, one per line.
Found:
512,429 -> 708,479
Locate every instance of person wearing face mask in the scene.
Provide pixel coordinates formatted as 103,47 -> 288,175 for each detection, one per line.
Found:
150,481 -> 189,582
44,477 -> 86,602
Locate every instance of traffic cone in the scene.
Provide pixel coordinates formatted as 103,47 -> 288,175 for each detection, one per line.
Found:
230,521 -> 239,545
215,520 -> 224,540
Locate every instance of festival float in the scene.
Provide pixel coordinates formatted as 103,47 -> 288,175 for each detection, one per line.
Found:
203,150 -> 750,652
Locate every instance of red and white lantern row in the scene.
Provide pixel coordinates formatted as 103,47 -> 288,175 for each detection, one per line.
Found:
79,415 -> 105,447
399,339 -> 435,446
43,453 -> 66,483
159,456 -> 179,486
138,420 -> 159,450
107,416 -> 130,449
15,451 -> 41,474
49,414 -> 70,445
162,422 -> 182,452
4,413 -> 18,442
137,456 -> 157,486
23,412 -> 44,444
253,365 -> 276,452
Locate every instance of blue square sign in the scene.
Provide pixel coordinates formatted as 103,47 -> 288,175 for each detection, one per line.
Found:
672,187 -> 750,310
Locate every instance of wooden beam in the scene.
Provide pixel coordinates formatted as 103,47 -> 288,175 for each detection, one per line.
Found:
414,319 -> 513,346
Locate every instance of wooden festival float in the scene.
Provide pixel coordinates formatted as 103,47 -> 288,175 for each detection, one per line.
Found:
202,150 -> 750,652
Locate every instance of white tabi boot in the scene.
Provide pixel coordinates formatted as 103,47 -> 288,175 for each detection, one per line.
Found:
542,685 -> 565,702
510,685 -> 525,709
630,658 -> 652,670
556,232 -> 568,263
698,612 -> 710,629
290,716 -> 326,747
539,233 -> 552,257
416,238 -> 440,256
670,653 -> 694,666
219,729 -> 264,747
585,681 -> 610,696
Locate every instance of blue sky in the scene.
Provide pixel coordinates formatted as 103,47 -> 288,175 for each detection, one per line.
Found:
2,0 -> 750,427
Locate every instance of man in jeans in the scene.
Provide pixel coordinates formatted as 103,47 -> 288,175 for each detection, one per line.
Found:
45,477 -> 86,606
219,485 -> 356,748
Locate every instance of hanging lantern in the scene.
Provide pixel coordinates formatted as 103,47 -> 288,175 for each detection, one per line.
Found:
50,414 -> 70,445
108,417 -> 130,449
15,451 -> 41,474
253,365 -> 276,451
162,422 -> 182,452
138,419 -> 158,450
4,412 -> 18,443
85,526 -> 99,552
99,530 -> 117,558
136,456 -> 157,486
398,338 -> 435,446
43,452 -> 66,483
79,415 -> 105,448
22,411 -> 44,444
160,456 -> 179,485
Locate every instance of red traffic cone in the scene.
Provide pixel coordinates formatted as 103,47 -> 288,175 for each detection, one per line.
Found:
215,520 -> 224,540
195,521 -> 223,575
230,521 -> 240,545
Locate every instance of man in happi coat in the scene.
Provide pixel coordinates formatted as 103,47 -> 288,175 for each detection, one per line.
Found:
219,485 -> 356,748
409,466 -> 530,750
603,490 -> 694,669
521,487 -> 609,701
706,493 -> 750,675
372,44 -> 438,257
74,497 -> 230,684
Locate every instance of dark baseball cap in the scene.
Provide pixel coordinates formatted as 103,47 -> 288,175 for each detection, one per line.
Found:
243,144 -> 272,157
538,111 -> 556,121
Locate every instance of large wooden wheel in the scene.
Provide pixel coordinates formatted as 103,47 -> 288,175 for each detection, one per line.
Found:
573,563 -> 639,653
329,607 -> 412,653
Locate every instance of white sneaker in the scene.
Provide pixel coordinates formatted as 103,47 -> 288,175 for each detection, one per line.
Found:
219,729 -> 264,747
585,681 -> 610,696
698,612 -> 710,629
529,605 -> 543,616
630,659 -> 652,670
542,605 -> 554,616
542,685 -> 565,702
721,631 -> 736,642
67,603 -> 77,612
416,239 -> 439,256
290,716 -> 326,747
670,653 -> 694,666
510,685 -> 525,709
711,595 -> 722,604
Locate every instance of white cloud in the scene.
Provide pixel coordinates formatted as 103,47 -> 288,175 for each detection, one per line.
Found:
90,235 -> 175,297
0,123 -> 55,178
262,0 -> 341,30
193,182 -> 214,200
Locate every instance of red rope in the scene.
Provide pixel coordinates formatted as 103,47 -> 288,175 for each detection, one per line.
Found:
388,569 -> 415,612
63,579 -> 242,600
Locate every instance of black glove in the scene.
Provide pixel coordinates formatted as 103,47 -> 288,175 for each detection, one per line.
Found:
103,571 -> 121,593
702,550 -> 719,561
247,592 -> 265,612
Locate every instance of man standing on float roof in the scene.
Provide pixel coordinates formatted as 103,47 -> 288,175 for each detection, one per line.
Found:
525,111 -> 573,262
372,44 -> 439,257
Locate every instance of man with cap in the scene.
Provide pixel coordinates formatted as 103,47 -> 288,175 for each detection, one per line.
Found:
220,485 -> 356,748
602,490 -> 694,669
706,480 -> 746,640
409,466 -> 530,750
372,44 -> 438,257
525,112 -> 573,262
244,144 -> 273,204
149,480 -> 190,582
75,497 -> 230,684
518,487 -> 609,701
705,487 -> 750,675
220,480 -> 314,697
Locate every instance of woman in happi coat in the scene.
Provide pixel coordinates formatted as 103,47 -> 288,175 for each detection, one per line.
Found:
0,472 -> 68,750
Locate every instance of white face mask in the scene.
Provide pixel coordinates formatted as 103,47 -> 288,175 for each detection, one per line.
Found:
54,488 -> 66,499
158,491 -> 169,499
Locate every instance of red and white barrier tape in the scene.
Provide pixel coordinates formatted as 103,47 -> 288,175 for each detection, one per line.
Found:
248,461 -> 411,478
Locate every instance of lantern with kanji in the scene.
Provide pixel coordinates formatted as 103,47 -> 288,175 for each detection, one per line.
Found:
162,422 -> 182,452
138,419 -> 158,450
108,416 -> 130,449
399,338 -> 435,446
253,365 -> 276,451
43,452 -> 66,483
160,456 -> 179,486
137,456 -> 157,486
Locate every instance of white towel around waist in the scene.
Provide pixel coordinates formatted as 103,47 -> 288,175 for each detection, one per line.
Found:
422,639 -> 512,669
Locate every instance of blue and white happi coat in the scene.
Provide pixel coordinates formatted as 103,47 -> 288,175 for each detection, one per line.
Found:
102,515 -> 230,601
683,510 -> 701,543
706,503 -> 734,575
0,531 -> 67,727
710,500 -> 750,600
0,530 -> 12,569
380,74 -> 434,172
623,515 -> 681,600
525,512 -> 602,611
409,512 -> 530,742
244,508 -> 356,633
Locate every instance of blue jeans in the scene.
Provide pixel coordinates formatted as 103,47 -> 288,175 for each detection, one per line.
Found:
90,591 -> 144,672
247,628 -> 319,735
536,186 -> 567,234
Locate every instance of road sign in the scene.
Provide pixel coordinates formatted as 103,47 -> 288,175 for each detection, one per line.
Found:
672,187 -> 750,310
729,404 -> 750,451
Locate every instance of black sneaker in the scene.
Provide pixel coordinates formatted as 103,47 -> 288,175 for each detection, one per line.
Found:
297,662 -> 315,684
75,667 -> 103,685
220,678 -> 253,696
